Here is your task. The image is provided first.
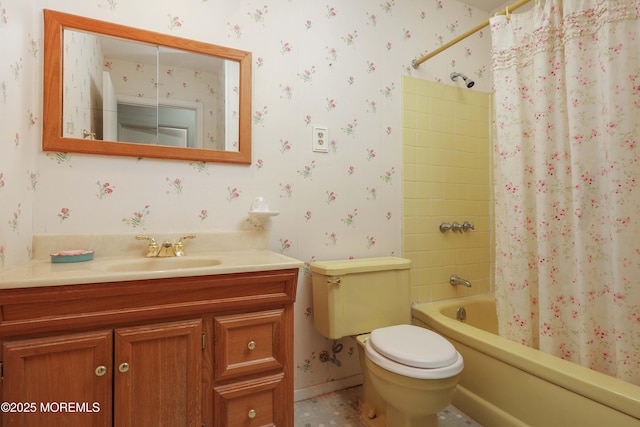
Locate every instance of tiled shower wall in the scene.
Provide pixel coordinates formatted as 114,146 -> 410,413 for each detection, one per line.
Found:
402,76 -> 492,303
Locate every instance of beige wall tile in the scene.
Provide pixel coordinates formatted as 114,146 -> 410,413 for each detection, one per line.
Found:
402,77 -> 492,304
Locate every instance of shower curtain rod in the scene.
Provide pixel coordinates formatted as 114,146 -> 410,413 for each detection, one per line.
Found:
412,0 -> 533,68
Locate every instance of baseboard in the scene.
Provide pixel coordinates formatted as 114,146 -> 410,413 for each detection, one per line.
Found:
294,374 -> 363,402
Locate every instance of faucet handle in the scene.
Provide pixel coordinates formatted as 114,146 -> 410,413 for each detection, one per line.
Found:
174,234 -> 196,257
439,222 -> 452,232
462,221 -> 475,231
175,234 -> 196,244
135,235 -> 159,257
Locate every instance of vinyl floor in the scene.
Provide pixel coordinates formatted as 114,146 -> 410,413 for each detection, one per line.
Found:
294,386 -> 483,427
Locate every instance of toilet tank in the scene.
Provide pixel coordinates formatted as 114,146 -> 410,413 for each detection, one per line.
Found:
310,257 -> 412,339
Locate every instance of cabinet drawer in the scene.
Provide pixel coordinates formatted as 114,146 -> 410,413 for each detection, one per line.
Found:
214,309 -> 284,381
213,373 -> 285,427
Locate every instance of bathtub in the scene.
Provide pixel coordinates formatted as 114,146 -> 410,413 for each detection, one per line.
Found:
411,295 -> 640,427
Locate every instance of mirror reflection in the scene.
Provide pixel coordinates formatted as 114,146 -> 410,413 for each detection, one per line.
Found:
43,10 -> 252,164
63,29 -> 240,152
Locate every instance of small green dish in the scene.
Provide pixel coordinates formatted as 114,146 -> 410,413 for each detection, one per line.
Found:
50,250 -> 95,263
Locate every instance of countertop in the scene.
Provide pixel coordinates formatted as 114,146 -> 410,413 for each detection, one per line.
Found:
0,232 -> 303,290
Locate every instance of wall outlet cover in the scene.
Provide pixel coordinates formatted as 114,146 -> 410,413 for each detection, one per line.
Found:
312,125 -> 329,153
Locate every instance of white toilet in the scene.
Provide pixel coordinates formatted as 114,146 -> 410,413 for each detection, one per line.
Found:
310,257 -> 463,427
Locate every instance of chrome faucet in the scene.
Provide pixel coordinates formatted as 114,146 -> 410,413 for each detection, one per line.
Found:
136,234 -> 196,257
450,275 -> 471,287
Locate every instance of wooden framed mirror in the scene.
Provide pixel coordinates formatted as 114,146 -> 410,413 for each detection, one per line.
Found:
43,9 -> 252,164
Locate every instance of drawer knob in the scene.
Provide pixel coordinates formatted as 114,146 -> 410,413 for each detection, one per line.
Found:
247,340 -> 256,350
248,409 -> 257,419
119,362 -> 130,373
95,366 -> 107,377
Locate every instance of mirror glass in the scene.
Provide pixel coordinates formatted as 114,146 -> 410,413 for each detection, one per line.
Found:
44,10 -> 251,164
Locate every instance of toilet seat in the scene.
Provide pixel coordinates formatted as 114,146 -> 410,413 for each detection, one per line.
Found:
365,324 -> 463,379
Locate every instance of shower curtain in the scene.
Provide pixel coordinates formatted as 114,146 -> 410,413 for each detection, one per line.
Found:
490,0 -> 640,384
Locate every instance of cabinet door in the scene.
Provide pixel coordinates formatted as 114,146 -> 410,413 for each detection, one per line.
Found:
114,319 -> 202,427
2,330 -> 112,427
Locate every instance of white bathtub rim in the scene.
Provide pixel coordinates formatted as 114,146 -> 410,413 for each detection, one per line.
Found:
411,295 -> 640,421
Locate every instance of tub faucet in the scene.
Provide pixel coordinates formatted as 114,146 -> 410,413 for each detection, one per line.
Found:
450,275 -> 471,287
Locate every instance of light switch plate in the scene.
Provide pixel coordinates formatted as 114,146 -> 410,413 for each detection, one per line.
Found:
312,125 -> 329,153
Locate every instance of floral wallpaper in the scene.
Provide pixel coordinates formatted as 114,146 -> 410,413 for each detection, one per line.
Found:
0,0 -> 492,396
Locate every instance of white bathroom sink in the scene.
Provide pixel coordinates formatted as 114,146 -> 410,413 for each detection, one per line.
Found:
103,257 -> 222,272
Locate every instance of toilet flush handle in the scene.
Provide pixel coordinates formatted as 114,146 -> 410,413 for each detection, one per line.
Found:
327,277 -> 341,286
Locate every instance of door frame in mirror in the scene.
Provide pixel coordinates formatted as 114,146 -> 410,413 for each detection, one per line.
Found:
43,9 -> 252,164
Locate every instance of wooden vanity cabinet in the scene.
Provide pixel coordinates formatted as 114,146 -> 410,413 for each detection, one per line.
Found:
0,268 -> 298,427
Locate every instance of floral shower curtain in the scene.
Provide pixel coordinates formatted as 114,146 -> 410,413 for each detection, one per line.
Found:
490,0 -> 640,384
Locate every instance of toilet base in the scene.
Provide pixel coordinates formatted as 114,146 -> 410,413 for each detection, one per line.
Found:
361,409 -> 385,427
362,410 -> 439,427
356,334 -> 458,427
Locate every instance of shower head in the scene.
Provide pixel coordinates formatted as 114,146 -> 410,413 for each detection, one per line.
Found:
450,72 -> 475,88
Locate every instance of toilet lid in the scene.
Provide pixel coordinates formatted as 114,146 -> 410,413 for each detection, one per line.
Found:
369,324 -> 458,369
